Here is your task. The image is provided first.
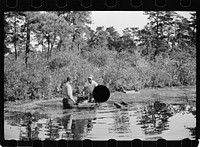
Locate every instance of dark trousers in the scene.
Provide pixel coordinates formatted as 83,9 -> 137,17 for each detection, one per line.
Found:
63,98 -> 74,109
88,93 -> 97,103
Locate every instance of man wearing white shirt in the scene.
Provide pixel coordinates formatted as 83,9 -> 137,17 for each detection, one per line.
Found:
83,75 -> 98,103
62,77 -> 77,109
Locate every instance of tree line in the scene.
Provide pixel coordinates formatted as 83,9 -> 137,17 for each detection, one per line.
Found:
4,11 -> 196,101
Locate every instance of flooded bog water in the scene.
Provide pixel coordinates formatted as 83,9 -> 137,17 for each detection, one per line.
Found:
4,101 -> 196,140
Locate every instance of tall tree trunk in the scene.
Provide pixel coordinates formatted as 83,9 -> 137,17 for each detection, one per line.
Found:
50,43 -> 53,58
47,42 -> 50,60
40,37 -> 46,59
57,39 -> 62,52
14,41 -> 17,60
46,35 -> 50,60
49,34 -> 56,58
154,11 -> 159,61
25,21 -> 30,67
77,43 -> 80,55
71,34 -> 76,51
14,14 -> 17,60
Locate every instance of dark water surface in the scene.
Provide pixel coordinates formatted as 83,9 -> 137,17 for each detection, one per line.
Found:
4,100 -> 196,140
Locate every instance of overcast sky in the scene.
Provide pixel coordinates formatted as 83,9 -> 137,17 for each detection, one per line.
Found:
89,11 -> 194,34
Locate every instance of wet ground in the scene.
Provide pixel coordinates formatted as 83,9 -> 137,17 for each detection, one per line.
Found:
4,86 -> 196,140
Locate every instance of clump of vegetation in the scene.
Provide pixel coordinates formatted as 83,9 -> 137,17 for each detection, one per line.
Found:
4,11 -> 196,101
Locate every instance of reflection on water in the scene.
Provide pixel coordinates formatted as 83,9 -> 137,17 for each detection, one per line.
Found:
4,101 -> 196,140
137,101 -> 172,136
112,110 -> 131,134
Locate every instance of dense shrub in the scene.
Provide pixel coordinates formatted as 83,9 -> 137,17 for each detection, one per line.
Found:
47,57 -> 67,71
4,46 -> 196,101
4,57 -> 52,101
83,48 -> 111,68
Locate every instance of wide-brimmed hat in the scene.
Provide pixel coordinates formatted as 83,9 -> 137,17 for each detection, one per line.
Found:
88,75 -> 93,79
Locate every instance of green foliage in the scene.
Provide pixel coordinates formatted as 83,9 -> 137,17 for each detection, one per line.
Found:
84,48 -> 109,67
47,57 -> 67,71
4,56 -> 51,101
4,45 -> 196,102
4,11 -> 196,102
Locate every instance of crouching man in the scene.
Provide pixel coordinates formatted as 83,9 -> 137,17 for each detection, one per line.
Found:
62,77 -> 77,109
82,75 -> 98,103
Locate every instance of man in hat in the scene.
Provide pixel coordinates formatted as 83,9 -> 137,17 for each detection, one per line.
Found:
82,75 -> 98,103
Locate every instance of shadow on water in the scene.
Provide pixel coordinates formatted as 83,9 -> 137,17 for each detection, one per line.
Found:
4,100 -> 196,140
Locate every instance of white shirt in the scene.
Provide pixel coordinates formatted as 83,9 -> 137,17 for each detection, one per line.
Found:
62,83 -> 73,100
84,80 -> 98,94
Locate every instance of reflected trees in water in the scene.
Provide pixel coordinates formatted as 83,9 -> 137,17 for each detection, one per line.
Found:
111,110 -> 131,134
4,101 -> 196,140
137,101 -> 175,135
